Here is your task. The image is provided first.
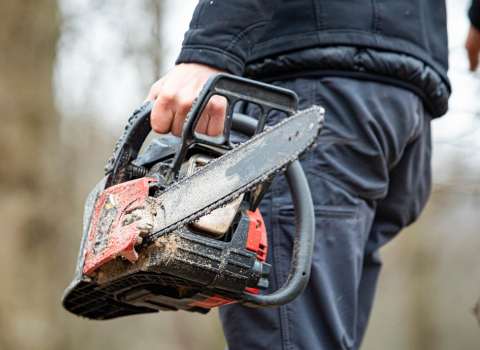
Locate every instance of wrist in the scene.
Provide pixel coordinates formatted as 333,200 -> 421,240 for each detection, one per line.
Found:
176,46 -> 243,76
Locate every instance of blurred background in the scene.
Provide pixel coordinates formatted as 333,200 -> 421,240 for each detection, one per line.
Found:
0,0 -> 479,349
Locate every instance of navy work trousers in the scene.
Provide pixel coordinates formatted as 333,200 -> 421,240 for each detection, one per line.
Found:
220,77 -> 432,350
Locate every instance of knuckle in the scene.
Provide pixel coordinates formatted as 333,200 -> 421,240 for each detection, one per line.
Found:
149,81 -> 161,93
208,99 -> 226,113
179,99 -> 194,113
160,92 -> 176,104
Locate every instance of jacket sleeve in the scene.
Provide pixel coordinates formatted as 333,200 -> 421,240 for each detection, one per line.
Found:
175,0 -> 282,75
469,0 -> 480,31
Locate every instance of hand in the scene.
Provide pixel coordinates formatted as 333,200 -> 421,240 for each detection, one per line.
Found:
144,63 -> 227,137
466,25 -> 480,71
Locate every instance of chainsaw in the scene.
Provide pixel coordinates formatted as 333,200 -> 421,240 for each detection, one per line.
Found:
62,73 -> 324,320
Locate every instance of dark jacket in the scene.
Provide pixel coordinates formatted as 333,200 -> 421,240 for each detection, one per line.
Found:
176,0 -> 450,117
470,0 -> 480,30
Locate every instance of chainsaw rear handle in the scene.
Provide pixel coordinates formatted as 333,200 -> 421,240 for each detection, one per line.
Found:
106,73 -> 298,186
232,113 -> 316,308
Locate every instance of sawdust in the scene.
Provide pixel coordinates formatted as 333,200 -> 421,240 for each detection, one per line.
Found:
94,256 -> 131,284
155,234 -> 180,264
91,230 -> 185,285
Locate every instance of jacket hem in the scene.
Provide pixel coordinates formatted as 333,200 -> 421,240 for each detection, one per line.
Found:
248,30 -> 449,89
244,47 -> 449,117
254,69 -> 437,117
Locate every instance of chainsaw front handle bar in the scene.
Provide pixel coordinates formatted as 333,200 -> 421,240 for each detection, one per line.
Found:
169,73 -> 298,177
232,113 -> 316,308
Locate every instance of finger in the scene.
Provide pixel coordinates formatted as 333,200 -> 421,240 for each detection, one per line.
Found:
195,98 -> 215,135
205,96 -> 227,136
194,112 -> 209,135
151,93 -> 175,134
170,98 -> 194,136
194,97 -> 225,135
144,91 -> 157,104
143,81 -> 163,103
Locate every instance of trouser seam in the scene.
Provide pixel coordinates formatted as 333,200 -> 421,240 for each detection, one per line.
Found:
272,181 -> 291,350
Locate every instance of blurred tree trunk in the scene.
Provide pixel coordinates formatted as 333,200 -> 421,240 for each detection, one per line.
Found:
146,0 -> 164,82
0,1 -> 227,349
0,1 -> 64,349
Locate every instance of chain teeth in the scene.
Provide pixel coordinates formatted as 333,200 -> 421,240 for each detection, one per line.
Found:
143,106 -> 324,244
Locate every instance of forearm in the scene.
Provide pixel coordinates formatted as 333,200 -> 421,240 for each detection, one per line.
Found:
176,0 -> 283,75
147,1 -> 282,135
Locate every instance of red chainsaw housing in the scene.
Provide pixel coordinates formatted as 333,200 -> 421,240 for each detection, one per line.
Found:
83,177 -> 268,310
246,209 -> 268,263
83,178 -> 157,276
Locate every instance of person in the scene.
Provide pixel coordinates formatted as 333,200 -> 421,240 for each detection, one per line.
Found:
144,1 -> 480,349
467,0 -> 480,71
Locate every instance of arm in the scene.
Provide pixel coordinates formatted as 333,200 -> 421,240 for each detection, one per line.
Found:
146,0 -> 282,136
466,0 -> 480,71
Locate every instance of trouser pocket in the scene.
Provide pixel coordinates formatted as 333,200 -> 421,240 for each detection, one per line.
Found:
274,203 -> 368,349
